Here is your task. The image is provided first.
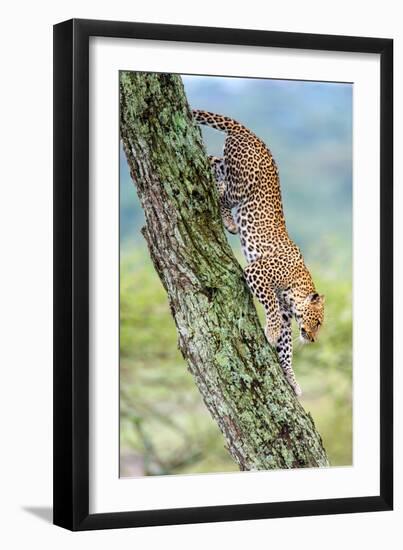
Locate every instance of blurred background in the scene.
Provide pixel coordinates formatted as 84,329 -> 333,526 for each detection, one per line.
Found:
120,74 -> 352,477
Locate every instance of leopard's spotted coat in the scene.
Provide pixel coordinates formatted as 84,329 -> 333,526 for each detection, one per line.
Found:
193,109 -> 325,396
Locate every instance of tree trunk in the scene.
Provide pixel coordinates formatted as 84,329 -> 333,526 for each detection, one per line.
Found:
120,72 -> 329,470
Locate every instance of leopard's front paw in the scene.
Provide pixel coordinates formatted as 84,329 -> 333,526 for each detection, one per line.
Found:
293,384 -> 302,397
225,222 -> 238,235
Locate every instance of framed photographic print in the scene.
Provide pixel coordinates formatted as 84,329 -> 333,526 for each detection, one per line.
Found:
53,19 -> 393,530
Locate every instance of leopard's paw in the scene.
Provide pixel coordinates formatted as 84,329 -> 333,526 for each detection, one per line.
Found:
226,223 -> 238,235
293,384 -> 302,397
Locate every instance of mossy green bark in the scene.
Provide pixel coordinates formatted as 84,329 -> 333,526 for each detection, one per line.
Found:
120,72 -> 329,470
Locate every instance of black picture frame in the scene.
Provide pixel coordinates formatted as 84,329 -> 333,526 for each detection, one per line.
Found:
53,18 -> 393,531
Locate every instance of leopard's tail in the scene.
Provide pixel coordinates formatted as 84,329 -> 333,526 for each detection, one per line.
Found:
192,109 -> 243,134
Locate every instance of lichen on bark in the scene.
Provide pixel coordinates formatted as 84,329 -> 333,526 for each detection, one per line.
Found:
120,71 -> 329,470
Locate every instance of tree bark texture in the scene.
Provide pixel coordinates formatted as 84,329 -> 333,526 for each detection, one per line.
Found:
120,72 -> 329,470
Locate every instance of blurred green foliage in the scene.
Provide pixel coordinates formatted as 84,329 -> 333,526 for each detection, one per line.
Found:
121,76 -> 352,255
120,243 -> 352,476
120,248 -> 238,476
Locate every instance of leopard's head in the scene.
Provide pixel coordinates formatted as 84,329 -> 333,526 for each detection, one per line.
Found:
298,293 -> 325,344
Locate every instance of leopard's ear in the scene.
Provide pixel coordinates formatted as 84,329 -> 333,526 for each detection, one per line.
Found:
320,294 -> 325,303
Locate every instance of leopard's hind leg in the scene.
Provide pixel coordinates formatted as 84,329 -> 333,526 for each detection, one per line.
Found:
208,156 -> 238,234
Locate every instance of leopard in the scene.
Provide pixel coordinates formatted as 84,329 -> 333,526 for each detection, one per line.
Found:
193,109 -> 325,397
